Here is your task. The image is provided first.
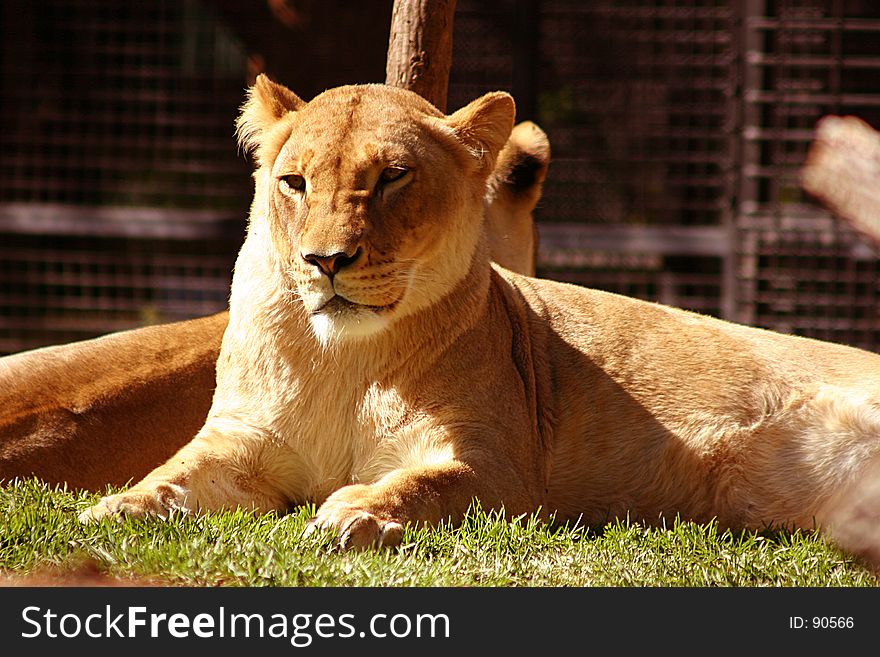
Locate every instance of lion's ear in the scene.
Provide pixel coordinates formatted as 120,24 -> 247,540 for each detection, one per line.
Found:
444,92 -> 516,173
236,74 -> 305,159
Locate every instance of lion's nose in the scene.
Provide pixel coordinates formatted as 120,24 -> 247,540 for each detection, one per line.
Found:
302,247 -> 361,277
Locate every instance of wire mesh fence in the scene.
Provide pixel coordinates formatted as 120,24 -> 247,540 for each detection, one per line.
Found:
737,0 -> 880,351
0,0 -> 250,353
2,0 -> 880,354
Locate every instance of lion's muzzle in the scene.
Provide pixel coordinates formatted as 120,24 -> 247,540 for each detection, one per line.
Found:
301,246 -> 363,279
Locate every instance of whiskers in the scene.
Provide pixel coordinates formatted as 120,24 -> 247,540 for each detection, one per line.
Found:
281,257 -> 438,315
383,259 -> 435,298
278,272 -> 308,305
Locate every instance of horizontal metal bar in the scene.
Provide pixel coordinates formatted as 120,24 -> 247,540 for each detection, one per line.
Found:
537,223 -> 730,258
0,202 -> 244,240
747,18 -> 880,32
2,271 -> 231,291
0,291 -> 228,311
742,126 -> 817,141
747,53 -> 880,69
744,91 -> 880,107
1,247 -> 232,268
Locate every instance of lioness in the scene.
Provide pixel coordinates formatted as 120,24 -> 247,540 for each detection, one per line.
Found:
81,76 -> 880,554
0,115 -> 548,492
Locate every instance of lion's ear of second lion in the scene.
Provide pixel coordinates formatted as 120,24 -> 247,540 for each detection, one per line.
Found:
236,74 -> 305,158
445,92 -> 517,173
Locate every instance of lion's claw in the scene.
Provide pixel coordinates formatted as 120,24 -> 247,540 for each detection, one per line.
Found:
78,485 -> 187,523
307,488 -> 405,549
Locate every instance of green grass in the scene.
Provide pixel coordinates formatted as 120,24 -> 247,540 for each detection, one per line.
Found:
1,478 -> 876,587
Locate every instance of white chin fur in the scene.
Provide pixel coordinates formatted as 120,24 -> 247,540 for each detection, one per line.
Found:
309,311 -> 390,346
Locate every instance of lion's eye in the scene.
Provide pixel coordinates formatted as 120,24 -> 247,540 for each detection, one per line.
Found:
279,174 -> 306,194
379,166 -> 409,184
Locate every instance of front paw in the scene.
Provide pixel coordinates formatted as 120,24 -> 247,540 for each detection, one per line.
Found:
78,484 -> 188,523
308,485 -> 404,549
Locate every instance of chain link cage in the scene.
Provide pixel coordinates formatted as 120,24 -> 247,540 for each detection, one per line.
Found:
2,0 -> 880,354
0,0 -> 250,353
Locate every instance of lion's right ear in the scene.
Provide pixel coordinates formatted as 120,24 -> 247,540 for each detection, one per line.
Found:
443,92 -> 516,175
236,74 -> 305,160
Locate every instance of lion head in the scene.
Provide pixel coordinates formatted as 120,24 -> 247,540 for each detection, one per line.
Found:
236,75 -> 515,344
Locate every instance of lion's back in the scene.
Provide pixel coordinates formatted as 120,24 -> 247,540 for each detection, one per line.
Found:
496,266 -> 880,390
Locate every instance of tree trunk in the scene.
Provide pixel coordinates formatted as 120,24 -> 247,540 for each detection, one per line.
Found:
384,0 -> 457,112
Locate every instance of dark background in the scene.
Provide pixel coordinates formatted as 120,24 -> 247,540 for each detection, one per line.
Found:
3,0 -> 880,354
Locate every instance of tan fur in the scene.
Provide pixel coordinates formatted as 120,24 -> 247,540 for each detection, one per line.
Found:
0,122 -> 548,492
80,78 -> 880,554
485,121 -> 550,276
0,313 -> 226,490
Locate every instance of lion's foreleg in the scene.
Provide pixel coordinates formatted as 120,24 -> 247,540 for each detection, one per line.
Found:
309,457 -> 538,549
78,420 -> 298,522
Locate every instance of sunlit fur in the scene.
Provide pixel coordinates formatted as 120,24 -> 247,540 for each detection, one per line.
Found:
484,120 -> 550,277
0,106 -> 549,494
82,77 -> 880,559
